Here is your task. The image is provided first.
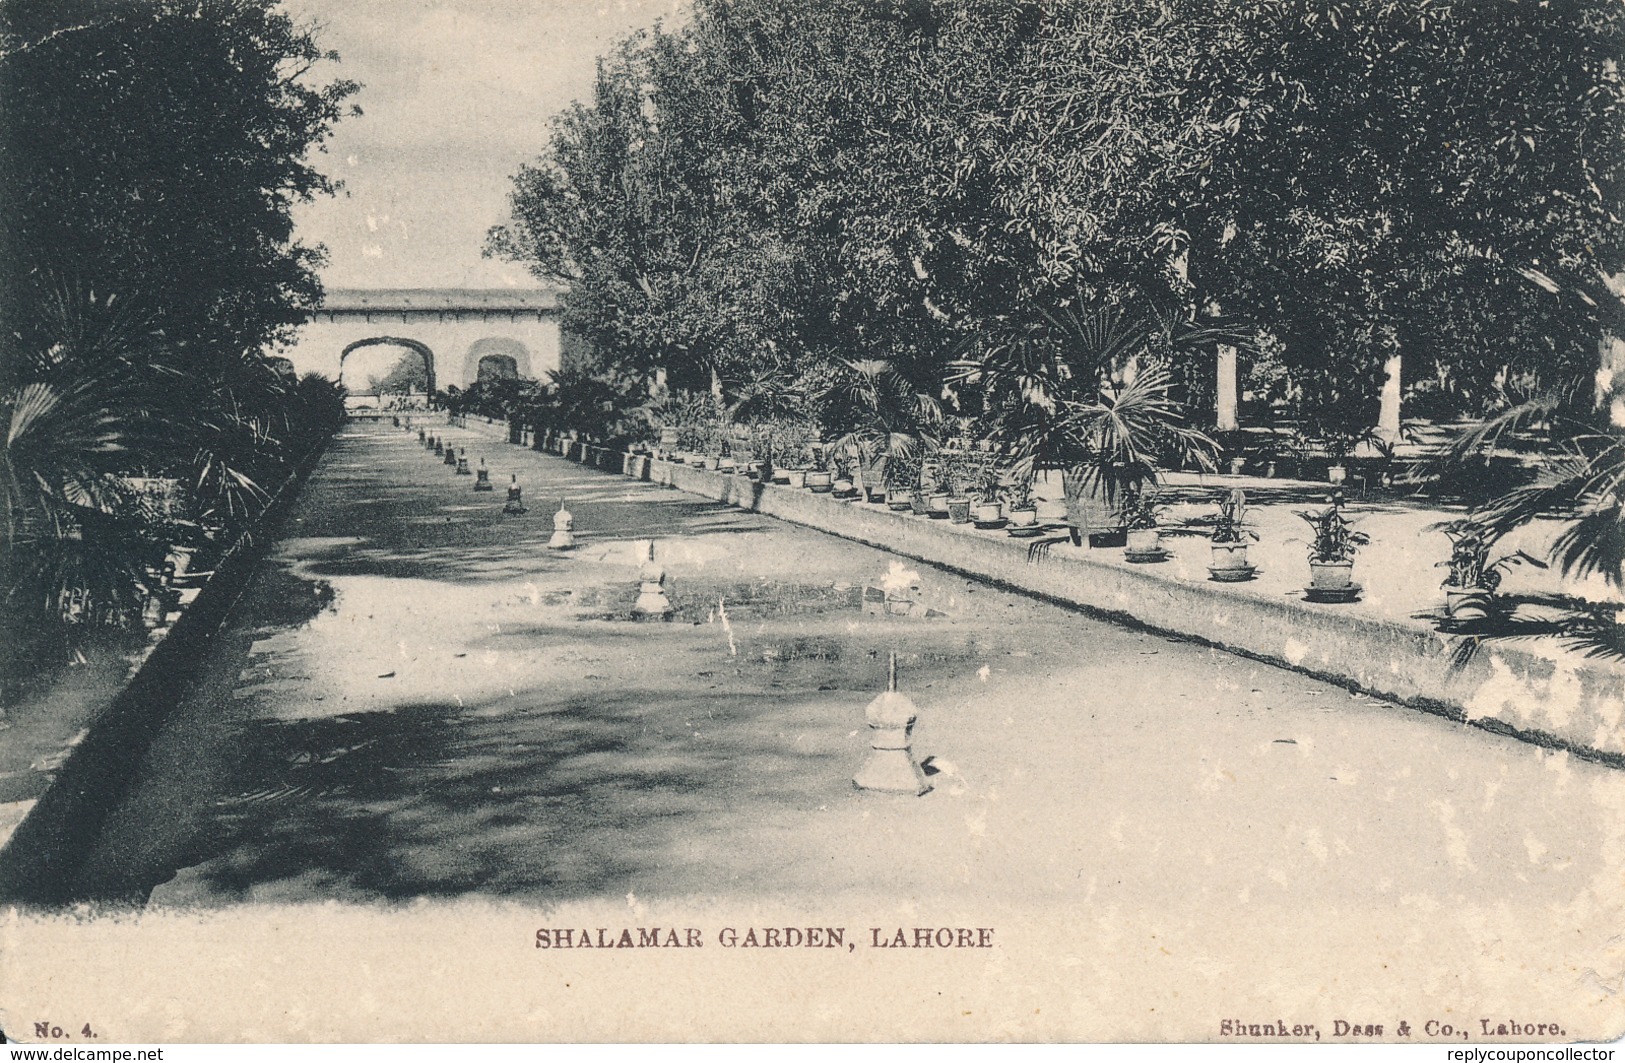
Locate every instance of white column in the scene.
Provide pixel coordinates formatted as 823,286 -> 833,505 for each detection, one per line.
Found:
1377,352 -> 1402,441
1601,332 -> 1624,427
1216,345 -> 1239,432
1602,273 -> 1625,426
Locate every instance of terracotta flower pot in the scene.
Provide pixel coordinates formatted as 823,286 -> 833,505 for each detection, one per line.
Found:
887,488 -> 914,511
946,497 -> 972,524
1125,528 -> 1162,554
1061,469 -> 1125,538
807,470 -> 834,493
861,458 -> 887,495
927,492 -> 951,518
1309,560 -> 1354,591
1210,542 -> 1251,571
784,470 -> 807,489
972,501 -> 1003,524
1445,586 -> 1490,621
1008,506 -> 1038,528
1327,464 -> 1348,484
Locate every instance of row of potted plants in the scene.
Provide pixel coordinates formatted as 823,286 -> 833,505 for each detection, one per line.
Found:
647,434 -> 1390,601
550,422 -> 1540,619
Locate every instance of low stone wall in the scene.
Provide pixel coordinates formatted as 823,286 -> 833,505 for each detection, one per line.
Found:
0,441 -> 335,905
610,453 -> 1620,765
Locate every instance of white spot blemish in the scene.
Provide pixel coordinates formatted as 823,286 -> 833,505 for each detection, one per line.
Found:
1283,638 -> 1309,666
879,560 -> 921,594
1429,799 -> 1477,872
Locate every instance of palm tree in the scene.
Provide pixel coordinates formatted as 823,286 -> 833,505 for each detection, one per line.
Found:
819,358 -> 944,494
1444,380 -> 1623,591
954,303 -> 1231,537
2,282 -> 348,675
1,289 -> 177,668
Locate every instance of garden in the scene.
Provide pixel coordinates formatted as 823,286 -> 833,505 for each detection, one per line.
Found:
454,0 -> 1625,659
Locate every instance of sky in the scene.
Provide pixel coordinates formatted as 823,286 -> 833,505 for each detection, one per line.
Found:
285,0 -> 684,291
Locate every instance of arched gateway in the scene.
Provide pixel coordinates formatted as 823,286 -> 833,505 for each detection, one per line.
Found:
284,288 -> 565,390
341,336 -> 438,395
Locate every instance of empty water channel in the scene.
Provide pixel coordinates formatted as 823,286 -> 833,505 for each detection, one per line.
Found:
64,422 -> 1624,928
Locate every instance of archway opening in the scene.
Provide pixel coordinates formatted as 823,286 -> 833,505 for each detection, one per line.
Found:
476,354 -> 519,384
340,337 -> 437,408
463,337 -> 532,387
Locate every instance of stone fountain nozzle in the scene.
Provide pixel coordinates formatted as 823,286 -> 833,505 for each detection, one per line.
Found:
854,651 -> 930,796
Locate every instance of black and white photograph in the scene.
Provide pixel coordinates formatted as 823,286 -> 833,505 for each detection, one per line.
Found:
1,0 -> 1623,1048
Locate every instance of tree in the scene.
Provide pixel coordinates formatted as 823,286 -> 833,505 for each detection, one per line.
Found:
369,351 -> 431,396
1,0 -> 359,368
0,0 -> 356,666
1182,0 -> 1625,421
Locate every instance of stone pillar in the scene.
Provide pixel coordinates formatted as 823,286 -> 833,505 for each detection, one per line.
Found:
1377,352 -> 1403,442
1601,273 -> 1625,427
1216,345 -> 1240,433
1602,332 -> 1625,427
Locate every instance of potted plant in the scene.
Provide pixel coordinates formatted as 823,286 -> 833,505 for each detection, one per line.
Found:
886,452 -> 921,510
819,358 -> 943,513
1003,473 -> 1039,533
1208,488 -> 1259,581
1297,503 -> 1371,600
935,450 -> 973,523
831,451 -> 858,498
921,458 -> 952,518
856,440 -> 888,502
970,461 -> 1005,527
954,305 -> 1225,550
782,429 -> 815,487
1120,488 -> 1168,560
1312,423 -> 1377,485
806,444 -> 834,492
1435,520 -> 1546,621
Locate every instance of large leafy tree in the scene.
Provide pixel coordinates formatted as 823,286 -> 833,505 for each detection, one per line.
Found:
0,0 -> 358,366
1183,0 -> 1625,420
0,0 -> 356,666
493,0 -> 1625,438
